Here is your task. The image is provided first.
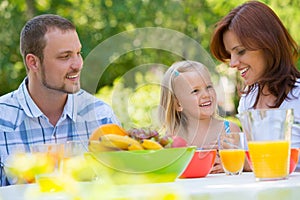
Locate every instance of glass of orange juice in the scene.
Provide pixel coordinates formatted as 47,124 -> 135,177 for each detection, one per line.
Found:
238,108 -> 293,181
29,143 -> 65,192
218,132 -> 246,175
30,143 -> 65,173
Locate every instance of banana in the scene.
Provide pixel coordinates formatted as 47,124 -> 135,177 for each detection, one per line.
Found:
99,134 -> 141,150
128,143 -> 144,151
141,139 -> 163,150
88,140 -> 119,152
90,124 -> 128,141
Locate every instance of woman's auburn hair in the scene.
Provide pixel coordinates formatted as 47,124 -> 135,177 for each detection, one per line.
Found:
210,0 -> 300,108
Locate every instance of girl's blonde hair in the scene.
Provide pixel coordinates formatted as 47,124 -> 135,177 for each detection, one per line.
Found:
159,60 -> 214,135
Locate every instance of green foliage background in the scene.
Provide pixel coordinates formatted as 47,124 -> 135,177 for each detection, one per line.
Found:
1,0 -> 299,128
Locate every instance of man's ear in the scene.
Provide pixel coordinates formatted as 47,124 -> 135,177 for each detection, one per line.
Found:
25,54 -> 40,72
175,99 -> 183,112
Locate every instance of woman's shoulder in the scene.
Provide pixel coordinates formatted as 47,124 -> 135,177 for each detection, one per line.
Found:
285,79 -> 300,102
237,85 -> 258,113
291,79 -> 300,94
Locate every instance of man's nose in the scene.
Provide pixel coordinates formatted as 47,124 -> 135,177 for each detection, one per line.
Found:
72,55 -> 83,70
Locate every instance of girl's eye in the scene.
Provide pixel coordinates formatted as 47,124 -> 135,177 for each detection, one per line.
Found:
207,85 -> 214,90
191,89 -> 199,94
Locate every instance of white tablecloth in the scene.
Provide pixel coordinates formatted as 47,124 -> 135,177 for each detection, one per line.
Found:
1,172 -> 300,200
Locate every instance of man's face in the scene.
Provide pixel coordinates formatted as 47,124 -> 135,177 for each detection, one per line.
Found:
39,28 -> 83,94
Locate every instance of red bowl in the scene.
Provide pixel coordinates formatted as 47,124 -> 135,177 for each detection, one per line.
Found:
246,148 -> 299,174
290,148 -> 299,174
245,150 -> 252,169
179,149 -> 217,178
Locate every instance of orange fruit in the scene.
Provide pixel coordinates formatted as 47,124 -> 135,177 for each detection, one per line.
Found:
89,124 -> 128,141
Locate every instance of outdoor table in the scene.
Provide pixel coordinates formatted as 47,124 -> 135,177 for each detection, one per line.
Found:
0,172 -> 299,200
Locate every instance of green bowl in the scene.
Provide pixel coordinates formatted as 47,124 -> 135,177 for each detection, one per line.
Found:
84,146 -> 196,184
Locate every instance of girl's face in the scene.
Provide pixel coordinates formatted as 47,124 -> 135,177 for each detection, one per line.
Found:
173,69 -> 217,120
223,30 -> 267,86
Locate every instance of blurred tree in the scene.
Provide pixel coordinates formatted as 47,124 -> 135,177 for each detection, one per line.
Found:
0,0 -> 27,95
0,0 -> 299,104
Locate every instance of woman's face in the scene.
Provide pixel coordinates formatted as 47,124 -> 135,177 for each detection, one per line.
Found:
173,69 -> 217,120
223,30 -> 267,86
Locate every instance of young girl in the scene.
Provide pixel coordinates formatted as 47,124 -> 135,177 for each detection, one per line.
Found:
159,60 -> 242,173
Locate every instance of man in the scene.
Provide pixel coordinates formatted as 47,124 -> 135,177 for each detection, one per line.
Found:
0,14 -> 119,186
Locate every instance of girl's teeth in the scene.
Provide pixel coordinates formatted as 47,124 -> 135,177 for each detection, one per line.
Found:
200,102 -> 211,107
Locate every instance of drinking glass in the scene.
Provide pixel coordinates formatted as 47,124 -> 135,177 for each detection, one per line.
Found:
237,108 -> 293,181
218,132 -> 246,175
30,143 -> 65,173
30,143 -> 68,192
62,140 -> 96,181
4,145 -> 33,184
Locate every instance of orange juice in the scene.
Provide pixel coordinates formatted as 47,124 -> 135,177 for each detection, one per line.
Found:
30,143 -> 64,172
219,149 -> 245,174
36,174 -> 65,192
248,141 -> 290,179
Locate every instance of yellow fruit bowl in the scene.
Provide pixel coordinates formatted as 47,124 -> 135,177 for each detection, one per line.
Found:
85,146 -> 196,184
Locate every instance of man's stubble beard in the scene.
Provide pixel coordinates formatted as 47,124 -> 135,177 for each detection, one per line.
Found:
40,64 -> 81,94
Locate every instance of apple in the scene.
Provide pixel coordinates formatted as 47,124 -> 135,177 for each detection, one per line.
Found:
171,136 -> 188,147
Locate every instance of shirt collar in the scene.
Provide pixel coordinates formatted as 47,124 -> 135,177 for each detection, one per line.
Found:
16,77 -> 77,122
64,93 -> 77,122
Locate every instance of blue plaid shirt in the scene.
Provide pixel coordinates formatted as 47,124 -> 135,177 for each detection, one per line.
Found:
0,78 -> 120,186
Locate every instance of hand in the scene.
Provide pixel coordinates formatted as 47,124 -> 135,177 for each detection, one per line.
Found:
202,141 -> 224,174
210,151 -> 224,174
243,159 -> 253,172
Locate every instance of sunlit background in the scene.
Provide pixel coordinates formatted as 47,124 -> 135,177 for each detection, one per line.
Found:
1,0 -> 299,129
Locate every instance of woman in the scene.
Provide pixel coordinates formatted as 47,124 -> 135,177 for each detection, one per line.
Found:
210,1 -> 300,171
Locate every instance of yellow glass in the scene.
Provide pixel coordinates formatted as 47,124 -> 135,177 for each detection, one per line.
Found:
248,141 -> 289,179
219,149 -> 245,174
30,143 -> 64,172
218,132 -> 246,175
237,108 -> 293,181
